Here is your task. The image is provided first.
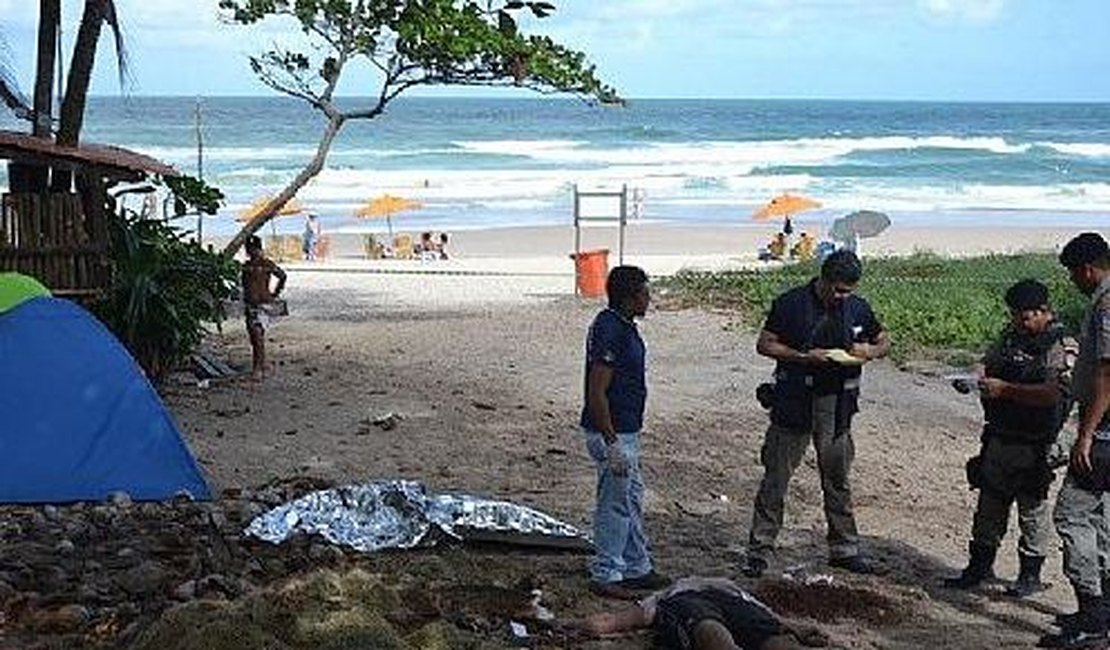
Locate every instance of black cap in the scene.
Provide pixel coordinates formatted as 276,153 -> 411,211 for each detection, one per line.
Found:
1059,232 -> 1109,269
1004,278 -> 1049,311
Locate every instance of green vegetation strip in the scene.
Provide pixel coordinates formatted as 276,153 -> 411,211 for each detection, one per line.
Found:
656,253 -> 1087,362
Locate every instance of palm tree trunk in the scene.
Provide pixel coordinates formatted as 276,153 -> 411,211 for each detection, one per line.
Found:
33,0 -> 59,138
57,0 -> 104,147
51,0 -> 105,192
9,0 -> 60,193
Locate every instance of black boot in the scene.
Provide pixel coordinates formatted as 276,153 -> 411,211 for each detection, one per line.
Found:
1007,555 -> 1049,598
1056,575 -> 1110,629
944,543 -> 997,589
1040,594 -> 1108,648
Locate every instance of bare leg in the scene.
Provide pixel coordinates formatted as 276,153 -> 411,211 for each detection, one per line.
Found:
248,324 -> 265,379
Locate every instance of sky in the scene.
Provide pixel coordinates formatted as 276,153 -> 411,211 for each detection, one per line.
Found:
0,0 -> 1108,101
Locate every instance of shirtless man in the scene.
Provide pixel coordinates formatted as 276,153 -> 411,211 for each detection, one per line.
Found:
242,235 -> 286,379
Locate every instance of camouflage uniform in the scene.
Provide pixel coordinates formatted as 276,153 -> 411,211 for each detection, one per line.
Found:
1054,277 -> 1110,601
947,322 -> 1074,593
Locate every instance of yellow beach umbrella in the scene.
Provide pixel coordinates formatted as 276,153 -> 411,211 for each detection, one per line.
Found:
751,193 -> 822,221
236,195 -> 307,223
354,194 -> 422,238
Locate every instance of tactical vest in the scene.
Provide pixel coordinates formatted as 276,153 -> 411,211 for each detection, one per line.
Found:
771,295 -> 861,433
982,323 -> 1069,444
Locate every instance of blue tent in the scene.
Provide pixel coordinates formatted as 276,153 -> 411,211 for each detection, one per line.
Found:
0,297 -> 211,503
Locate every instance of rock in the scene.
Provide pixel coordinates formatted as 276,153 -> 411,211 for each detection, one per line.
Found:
35,565 -> 70,593
197,574 -> 238,599
42,505 -> 61,521
172,580 -> 197,601
108,491 -> 133,507
117,547 -> 138,560
29,604 -> 90,633
55,539 -> 76,555
0,579 -> 15,604
116,601 -> 140,619
76,583 -> 105,603
262,557 -> 286,576
117,561 -> 168,596
206,509 -> 228,530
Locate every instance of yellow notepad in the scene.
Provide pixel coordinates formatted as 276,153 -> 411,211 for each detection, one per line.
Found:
825,349 -> 866,366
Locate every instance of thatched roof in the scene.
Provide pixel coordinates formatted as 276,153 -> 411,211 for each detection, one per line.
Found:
0,129 -> 177,178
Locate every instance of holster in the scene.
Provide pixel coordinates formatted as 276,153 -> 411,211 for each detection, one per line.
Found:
770,373 -> 813,431
965,455 -> 984,491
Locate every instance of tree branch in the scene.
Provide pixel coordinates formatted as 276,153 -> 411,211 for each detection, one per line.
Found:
224,114 -> 346,255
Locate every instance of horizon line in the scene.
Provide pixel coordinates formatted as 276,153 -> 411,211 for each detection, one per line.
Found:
83,94 -> 1110,105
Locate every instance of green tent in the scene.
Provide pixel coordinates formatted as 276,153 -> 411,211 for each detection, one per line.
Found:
0,273 -> 51,314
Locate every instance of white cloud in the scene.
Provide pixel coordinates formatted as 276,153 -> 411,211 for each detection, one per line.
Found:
918,0 -> 1008,24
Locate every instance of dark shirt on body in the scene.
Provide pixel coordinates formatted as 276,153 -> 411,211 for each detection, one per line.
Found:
580,308 -> 647,433
763,279 -> 883,394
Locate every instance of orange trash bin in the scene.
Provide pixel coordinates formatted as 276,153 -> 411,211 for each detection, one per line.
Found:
570,248 -> 610,298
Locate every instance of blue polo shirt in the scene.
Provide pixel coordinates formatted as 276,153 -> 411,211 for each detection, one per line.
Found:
580,308 -> 647,433
764,279 -> 883,394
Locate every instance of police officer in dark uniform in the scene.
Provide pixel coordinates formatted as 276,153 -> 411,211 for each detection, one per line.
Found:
944,279 -> 1074,597
743,250 -> 891,578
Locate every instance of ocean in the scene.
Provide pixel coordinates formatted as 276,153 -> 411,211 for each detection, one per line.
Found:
2,97 -> 1109,236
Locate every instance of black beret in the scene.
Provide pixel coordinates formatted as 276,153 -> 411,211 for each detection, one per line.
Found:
1059,232 -> 1109,268
1005,278 -> 1049,311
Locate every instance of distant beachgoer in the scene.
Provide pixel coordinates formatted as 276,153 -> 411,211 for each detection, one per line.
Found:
242,235 -> 287,379
575,576 -> 827,650
439,232 -> 449,260
792,232 -> 816,261
302,214 -> 320,261
768,233 -> 788,260
418,231 -> 437,261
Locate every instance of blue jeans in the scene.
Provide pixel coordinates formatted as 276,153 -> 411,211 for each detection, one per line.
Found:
584,429 -> 653,584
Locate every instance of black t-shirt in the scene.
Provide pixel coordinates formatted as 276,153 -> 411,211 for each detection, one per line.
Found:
580,309 -> 647,433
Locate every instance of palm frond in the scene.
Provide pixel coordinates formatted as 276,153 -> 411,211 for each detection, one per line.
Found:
101,0 -> 132,90
0,33 -> 32,120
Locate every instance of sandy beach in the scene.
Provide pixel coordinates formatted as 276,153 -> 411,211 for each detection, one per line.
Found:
148,220 -> 1100,648
211,220 -> 1093,291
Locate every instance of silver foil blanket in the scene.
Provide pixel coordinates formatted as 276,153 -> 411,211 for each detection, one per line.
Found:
244,480 -> 590,552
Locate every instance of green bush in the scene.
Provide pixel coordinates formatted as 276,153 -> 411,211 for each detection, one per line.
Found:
93,211 -> 240,382
658,253 -> 1087,362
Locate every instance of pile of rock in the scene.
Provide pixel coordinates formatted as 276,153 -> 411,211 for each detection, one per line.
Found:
0,477 -> 349,649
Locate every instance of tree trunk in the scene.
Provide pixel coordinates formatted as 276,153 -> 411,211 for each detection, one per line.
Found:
52,0 -> 105,193
223,115 -> 346,255
57,0 -> 104,147
33,0 -> 59,138
9,0 -> 61,193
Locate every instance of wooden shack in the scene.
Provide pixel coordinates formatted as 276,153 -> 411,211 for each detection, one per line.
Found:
0,130 -> 177,300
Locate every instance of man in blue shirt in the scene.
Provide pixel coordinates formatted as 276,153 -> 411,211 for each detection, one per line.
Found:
743,250 -> 891,578
581,265 -> 669,599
